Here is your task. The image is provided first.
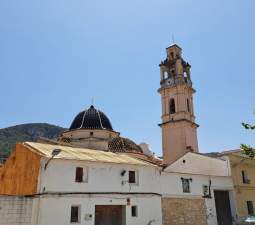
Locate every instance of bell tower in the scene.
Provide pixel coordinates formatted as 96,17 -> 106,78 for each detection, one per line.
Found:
158,44 -> 199,165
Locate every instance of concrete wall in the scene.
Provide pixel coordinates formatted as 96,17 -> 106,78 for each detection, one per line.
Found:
35,194 -> 162,225
0,196 -> 33,225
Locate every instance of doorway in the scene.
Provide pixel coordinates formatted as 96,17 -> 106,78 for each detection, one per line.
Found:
95,205 -> 125,225
214,191 -> 233,225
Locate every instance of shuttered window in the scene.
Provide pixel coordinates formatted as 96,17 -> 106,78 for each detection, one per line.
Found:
129,171 -> 136,184
75,167 -> 83,183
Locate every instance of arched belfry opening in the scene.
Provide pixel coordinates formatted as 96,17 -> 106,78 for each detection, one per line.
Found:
169,98 -> 176,114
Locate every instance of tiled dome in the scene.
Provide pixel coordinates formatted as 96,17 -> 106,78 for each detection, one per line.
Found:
108,137 -> 143,153
69,105 -> 113,131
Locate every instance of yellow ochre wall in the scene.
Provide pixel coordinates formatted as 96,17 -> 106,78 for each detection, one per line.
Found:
0,143 -> 41,196
229,154 -> 255,218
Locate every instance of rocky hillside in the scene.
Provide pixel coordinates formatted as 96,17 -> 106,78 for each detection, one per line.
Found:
0,123 -> 66,156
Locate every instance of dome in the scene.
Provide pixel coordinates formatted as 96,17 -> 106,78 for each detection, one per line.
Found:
108,137 -> 143,153
69,105 -> 113,131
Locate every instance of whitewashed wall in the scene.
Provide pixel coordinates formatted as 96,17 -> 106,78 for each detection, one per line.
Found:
0,196 -> 33,225
33,154 -> 237,225
39,159 -> 161,194
35,194 -> 162,225
164,152 -> 231,177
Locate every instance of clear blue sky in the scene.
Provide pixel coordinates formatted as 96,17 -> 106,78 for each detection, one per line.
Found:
0,0 -> 254,155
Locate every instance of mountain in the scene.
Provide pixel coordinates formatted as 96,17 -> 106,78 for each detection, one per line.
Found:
0,123 -> 66,156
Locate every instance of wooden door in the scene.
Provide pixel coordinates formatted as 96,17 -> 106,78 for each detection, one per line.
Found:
214,191 -> 233,225
95,205 -> 124,225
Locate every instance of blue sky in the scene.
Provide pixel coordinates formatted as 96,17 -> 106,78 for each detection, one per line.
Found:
0,0 -> 254,155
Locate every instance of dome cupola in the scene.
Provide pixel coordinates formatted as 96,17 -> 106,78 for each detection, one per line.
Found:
59,105 -> 142,153
69,105 -> 113,131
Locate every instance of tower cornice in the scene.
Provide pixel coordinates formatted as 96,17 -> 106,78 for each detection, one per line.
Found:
157,85 -> 196,94
158,119 -> 199,128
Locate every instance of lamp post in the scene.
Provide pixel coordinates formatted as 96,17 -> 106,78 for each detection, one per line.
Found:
44,148 -> 62,170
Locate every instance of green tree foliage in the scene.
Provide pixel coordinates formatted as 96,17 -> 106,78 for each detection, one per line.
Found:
241,116 -> 255,158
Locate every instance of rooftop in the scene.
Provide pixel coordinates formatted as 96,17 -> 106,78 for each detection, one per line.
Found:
24,142 -> 155,167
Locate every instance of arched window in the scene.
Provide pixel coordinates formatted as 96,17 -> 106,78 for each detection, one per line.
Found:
164,71 -> 168,79
187,99 -> 190,112
169,98 -> 176,114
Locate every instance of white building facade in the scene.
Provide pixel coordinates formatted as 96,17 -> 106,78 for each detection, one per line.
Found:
0,142 -> 237,225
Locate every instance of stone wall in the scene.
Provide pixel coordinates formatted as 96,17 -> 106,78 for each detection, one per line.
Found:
162,197 -> 208,225
0,196 -> 33,225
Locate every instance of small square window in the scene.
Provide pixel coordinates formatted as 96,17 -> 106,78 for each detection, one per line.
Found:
70,206 -> 80,223
131,206 -> 138,217
247,201 -> 254,215
181,178 -> 191,193
129,171 -> 136,184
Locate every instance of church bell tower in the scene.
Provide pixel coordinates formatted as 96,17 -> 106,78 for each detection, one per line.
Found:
158,44 -> 199,165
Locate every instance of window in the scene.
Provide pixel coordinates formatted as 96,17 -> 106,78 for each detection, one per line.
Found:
70,206 -> 80,223
129,171 -> 136,184
187,99 -> 190,112
181,178 -> 191,193
90,132 -> 93,136
163,71 -> 168,79
75,167 -> 83,183
242,170 -> 250,184
247,201 -> 254,215
131,206 -> 138,217
169,98 -> 176,114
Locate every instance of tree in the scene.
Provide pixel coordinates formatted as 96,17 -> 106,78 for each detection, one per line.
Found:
241,116 -> 255,159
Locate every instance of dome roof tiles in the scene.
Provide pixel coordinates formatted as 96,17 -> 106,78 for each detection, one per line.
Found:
69,105 -> 113,131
